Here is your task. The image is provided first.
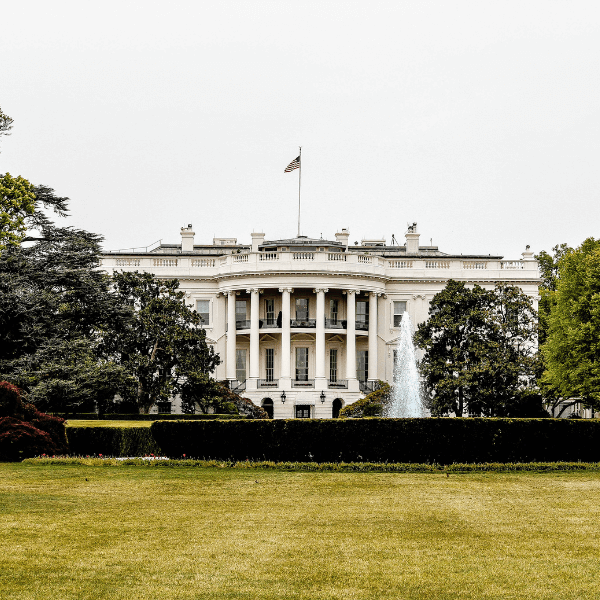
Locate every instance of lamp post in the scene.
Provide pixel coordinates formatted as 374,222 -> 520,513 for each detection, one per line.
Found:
320,391 -> 326,403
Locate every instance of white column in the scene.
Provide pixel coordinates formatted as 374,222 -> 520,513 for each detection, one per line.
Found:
345,290 -> 357,383
226,291 -> 236,381
314,288 -> 328,388
368,292 -> 378,382
279,287 -> 292,386
248,288 -> 260,385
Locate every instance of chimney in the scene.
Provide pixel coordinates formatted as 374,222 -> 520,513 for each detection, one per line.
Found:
251,232 -> 265,253
335,228 -> 350,249
405,222 -> 420,254
180,224 -> 195,252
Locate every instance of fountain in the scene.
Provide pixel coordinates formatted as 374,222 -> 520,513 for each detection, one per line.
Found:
386,311 -> 425,418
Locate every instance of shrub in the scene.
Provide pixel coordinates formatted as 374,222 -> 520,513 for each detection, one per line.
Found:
150,417 -> 600,463
0,417 -> 63,461
0,381 -> 67,460
66,425 -> 160,457
339,382 -> 391,418
0,381 -> 22,417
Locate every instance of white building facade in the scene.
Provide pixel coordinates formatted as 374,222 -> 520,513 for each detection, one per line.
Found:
100,225 -> 540,418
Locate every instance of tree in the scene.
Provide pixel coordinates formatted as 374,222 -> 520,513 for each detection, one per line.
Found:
0,173 -> 36,250
414,280 -> 540,417
542,238 -> 600,416
0,106 -> 13,147
535,243 -> 571,345
106,272 -> 221,414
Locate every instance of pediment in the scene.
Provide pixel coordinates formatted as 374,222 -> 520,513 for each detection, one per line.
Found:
291,333 -> 315,342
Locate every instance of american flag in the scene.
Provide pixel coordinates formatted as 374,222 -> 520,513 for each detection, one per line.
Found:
284,155 -> 300,172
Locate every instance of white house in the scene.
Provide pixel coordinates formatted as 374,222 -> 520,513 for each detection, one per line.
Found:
100,224 -> 540,418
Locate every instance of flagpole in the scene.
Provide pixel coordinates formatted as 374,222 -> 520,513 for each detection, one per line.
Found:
297,146 -> 302,237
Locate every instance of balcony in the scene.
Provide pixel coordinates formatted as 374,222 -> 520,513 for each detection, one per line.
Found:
292,379 -> 315,388
355,320 -> 369,331
328,379 -> 348,389
236,319 -> 251,329
290,319 -> 316,328
261,318 -> 279,328
325,318 -> 346,329
258,379 -> 279,389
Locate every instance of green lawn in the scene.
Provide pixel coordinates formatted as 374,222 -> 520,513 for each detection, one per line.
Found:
65,420 -> 153,428
1,464 -> 600,599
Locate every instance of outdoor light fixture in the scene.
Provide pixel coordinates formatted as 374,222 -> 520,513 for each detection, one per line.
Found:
280,391 -> 286,403
320,391 -> 326,403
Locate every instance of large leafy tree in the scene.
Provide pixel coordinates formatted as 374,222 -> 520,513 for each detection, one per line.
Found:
106,272 -> 221,414
414,280 -> 540,417
542,238 -> 600,415
414,280 -> 492,416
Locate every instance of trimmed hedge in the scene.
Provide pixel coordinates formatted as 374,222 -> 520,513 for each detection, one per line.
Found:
66,425 -> 161,457
58,413 -> 247,421
150,418 -> 600,463
23,457 -> 600,472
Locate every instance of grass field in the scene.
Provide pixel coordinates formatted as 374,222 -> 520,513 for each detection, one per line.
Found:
1,464 -> 600,599
65,420 -> 153,428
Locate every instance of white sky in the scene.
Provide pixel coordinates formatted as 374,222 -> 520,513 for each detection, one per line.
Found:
2,0 -> 599,258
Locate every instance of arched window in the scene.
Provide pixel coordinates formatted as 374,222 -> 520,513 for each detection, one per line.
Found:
262,398 -> 274,419
332,398 -> 344,419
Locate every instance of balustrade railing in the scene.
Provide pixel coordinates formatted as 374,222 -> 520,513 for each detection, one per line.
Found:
236,320 -> 251,329
191,258 -> 216,267
260,252 -> 279,261
501,261 -> 524,269
358,255 -> 372,264
153,258 -> 178,267
425,261 -> 450,269
328,253 -> 347,261
292,379 -> 315,388
290,319 -> 316,328
233,254 -> 248,263
325,318 -> 346,329
388,260 -> 413,268
355,320 -> 369,331
463,261 -> 487,269
258,379 -> 279,389
116,258 -> 141,267
359,381 -> 380,393
293,252 -> 314,261
328,379 -> 348,389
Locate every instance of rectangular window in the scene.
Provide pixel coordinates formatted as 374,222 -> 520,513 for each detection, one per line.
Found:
266,348 -> 274,381
330,299 -> 339,324
357,350 -> 368,382
393,301 -> 407,327
295,298 -> 309,320
295,405 -> 311,418
196,300 -> 210,325
296,347 -> 308,381
236,300 -> 247,327
329,348 -> 338,382
356,300 -> 369,325
265,298 -> 275,325
236,349 -> 247,382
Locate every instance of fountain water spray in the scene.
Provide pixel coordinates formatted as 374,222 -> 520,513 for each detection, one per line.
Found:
386,311 -> 425,418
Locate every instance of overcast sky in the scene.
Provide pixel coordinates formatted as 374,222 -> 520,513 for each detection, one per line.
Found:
2,1 -> 599,258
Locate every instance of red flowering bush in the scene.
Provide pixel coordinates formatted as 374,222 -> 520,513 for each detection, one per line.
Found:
0,382 -> 67,461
